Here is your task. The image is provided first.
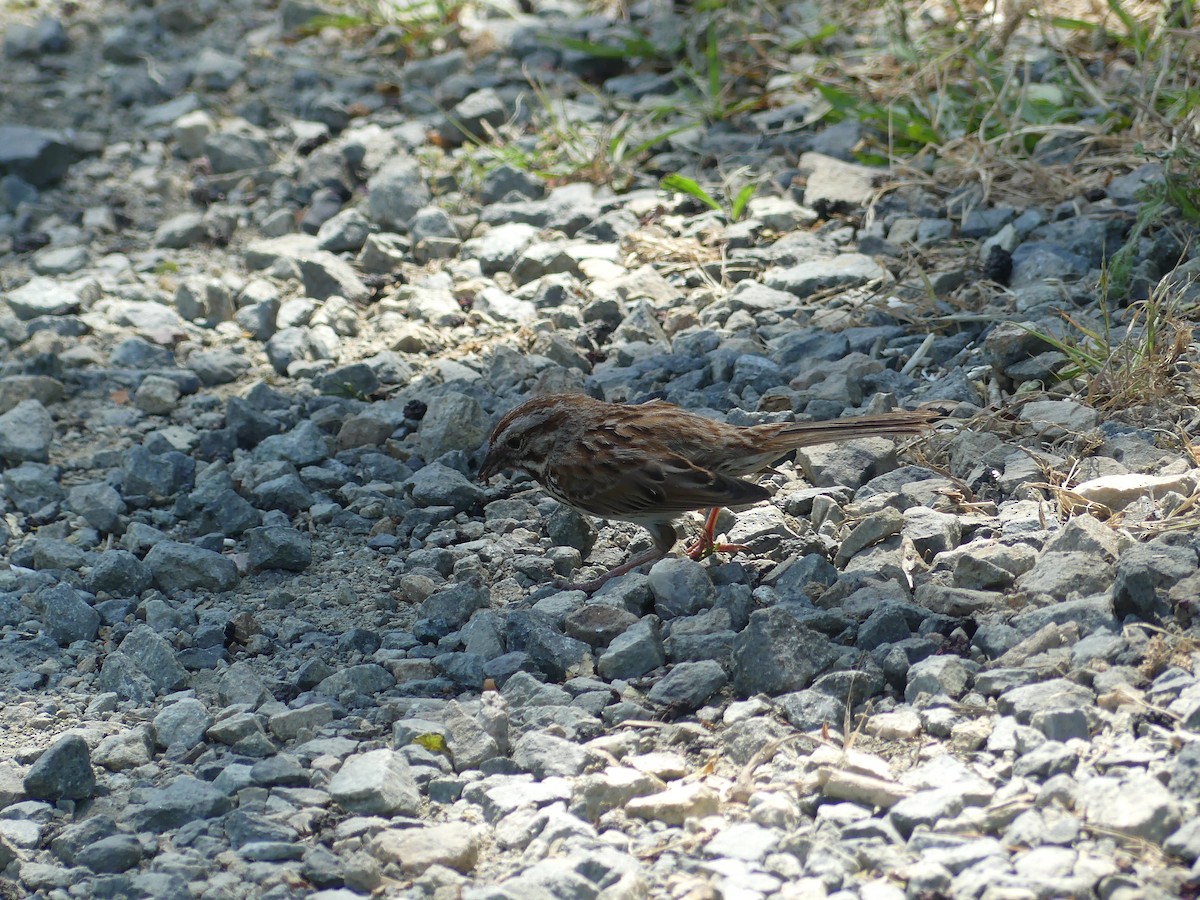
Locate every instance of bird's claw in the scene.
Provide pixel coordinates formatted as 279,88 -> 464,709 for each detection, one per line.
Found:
685,533 -> 749,561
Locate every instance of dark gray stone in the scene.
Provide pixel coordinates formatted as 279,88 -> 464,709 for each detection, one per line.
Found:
31,536 -> 86,570
0,399 -> 53,463
564,604 -> 638,648
451,87 -> 508,141
1114,543 -> 1198,622
144,541 -> 238,593
110,337 -> 175,368
39,583 -> 100,645
419,392 -> 489,461
1010,241 -> 1090,287
648,558 -> 715,619
1,461 -> 64,512
247,526 -> 312,572
1013,741 -> 1080,778
119,625 -> 189,693
511,731 -> 590,778
225,809 -> 298,848
75,835 -> 142,874
794,437 -> 901,490
219,660 -> 274,707
153,698 -> 212,750
776,689 -> 845,730
1015,551 -> 1114,600
367,157 -> 430,231
5,16 -> 70,57
188,349 -> 252,386
314,362 -> 381,399
328,749 -> 420,815
418,581 -> 490,632
406,462 -> 485,512
317,207 -> 373,253
597,619 -> 665,680
265,327 -> 310,375
1165,820 -> 1200,863
98,651 -> 157,703
249,754 -> 308,787
25,734 -> 95,801
888,788 -> 967,838
254,420 -> 331,466
50,816 -> 118,865
67,482 -> 126,533
1030,708 -> 1090,742
1010,593 -> 1119,636
763,554 -> 840,602
480,164 -> 544,204
155,212 -> 207,249
998,678 -> 1095,724
434,651 -> 487,688
205,127 -> 272,174
732,606 -> 840,696
124,776 -> 234,830
905,655 -> 973,702
812,663 -> 886,705
506,610 -> 592,682
315,663 -> 395,698
121,447 -> 195,504
186,488 -> 261,537
1171,743 -> 1200,799
0,125 -> 77,186
647,660 -> 727,711
298,251 -> 369,303
461,610 -> 506,658
547,506 -> 597,556
856,604 -> 913,650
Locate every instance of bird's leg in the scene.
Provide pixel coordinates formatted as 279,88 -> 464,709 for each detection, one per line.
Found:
560,523 -> 676,594
684,507 -> 720,559
685,507 -> 749,560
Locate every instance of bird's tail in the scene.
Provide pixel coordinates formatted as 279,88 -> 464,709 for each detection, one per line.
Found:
762,409 -> 942,450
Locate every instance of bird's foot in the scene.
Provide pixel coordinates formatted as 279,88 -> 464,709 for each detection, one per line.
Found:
684,531 -> 749,561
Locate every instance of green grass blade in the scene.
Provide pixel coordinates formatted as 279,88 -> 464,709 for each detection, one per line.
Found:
661,173 -> 722,212
730,183 -> 758,221
707,22 -> 721,103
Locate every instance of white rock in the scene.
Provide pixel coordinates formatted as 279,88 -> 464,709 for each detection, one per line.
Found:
1072,471 -> 1198,512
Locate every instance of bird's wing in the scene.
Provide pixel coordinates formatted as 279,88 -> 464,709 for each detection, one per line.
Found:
558,453 -> 770,520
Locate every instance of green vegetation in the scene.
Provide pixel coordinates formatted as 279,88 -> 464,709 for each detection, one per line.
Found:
809,0 -> 1198,165
462,82 -> 690,190
549,0 -> 771,124
1104,146 -> 1200,295
660,172 -> 758,223
310,0 -> 1200,412
299,0 -> 467,54
1019,270 -> 1196,410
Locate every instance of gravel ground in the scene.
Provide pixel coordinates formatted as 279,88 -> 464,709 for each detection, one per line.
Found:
2,0 -> 1200,898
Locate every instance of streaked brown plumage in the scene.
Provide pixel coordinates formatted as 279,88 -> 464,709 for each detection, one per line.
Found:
479,393 -> 939,591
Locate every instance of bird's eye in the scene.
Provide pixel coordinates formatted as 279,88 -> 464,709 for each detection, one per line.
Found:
505,436 -> 522,451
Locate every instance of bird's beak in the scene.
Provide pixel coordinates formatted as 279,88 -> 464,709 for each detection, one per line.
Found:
478,450 -> 498,484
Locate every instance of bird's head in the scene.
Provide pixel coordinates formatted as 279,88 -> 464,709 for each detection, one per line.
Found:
478,395 -> 573,483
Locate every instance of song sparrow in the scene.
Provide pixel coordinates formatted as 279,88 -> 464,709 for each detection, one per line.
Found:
478,393 -> 939,592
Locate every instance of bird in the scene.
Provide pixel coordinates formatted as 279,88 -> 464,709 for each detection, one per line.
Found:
478,393 -> 939,592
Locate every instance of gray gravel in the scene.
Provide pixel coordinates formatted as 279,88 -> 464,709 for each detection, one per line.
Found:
1,0 -> 1199,898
